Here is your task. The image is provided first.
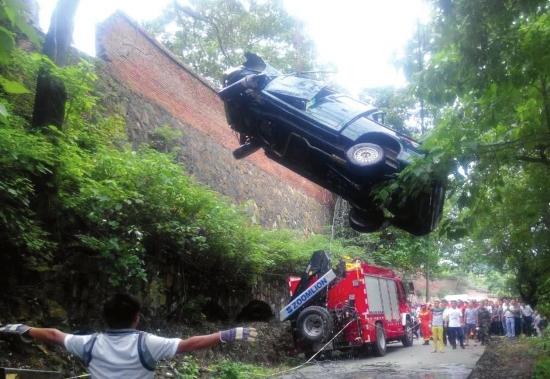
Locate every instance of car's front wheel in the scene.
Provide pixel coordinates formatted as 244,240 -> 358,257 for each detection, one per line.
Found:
346,143 -> 384,169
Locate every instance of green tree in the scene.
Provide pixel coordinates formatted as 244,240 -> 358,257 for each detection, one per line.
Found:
358,86 -> 417,137
145,0 -> 316,84
400,0 -> 550,307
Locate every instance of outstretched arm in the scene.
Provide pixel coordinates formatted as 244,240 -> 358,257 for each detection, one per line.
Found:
0,324 -> 66,346
28,327 -> 67,346
177,332 -> 221,353
176,327 -> 257,354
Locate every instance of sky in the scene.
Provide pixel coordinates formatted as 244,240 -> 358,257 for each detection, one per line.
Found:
36,0 -> 431,94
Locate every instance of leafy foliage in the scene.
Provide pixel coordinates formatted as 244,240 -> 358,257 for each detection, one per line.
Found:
0,42 -> 354,315
144,0 -> 316,84
386,0 -> 550,309
210,360 -> 271,379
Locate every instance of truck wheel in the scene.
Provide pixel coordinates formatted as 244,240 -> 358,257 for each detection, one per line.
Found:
296,306 -> 333,343
372,323 -> 387,357
401,319 -> 414,347
346,143 -> 384,168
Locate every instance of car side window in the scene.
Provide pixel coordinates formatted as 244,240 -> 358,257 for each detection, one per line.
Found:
307,95 -> 372,130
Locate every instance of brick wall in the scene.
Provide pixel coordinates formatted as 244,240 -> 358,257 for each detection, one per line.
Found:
96,12 -> 332,232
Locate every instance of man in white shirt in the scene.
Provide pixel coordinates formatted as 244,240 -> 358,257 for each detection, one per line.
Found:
0,293 -> 257,379
521,302 -> 534,336
502,299 -> 515,338
443,300 -> 465,349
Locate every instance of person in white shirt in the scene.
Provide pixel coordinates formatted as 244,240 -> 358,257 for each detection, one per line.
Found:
503,299 -> 516,338
0,293 -> 257,379
521,302 -> 534,336
443,300 -> 465,349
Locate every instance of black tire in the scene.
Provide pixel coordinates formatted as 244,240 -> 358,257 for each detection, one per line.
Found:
346,143 -> 384,168
391,182 -> 445,236
296,306 -> 334,343
233,141 -> 260,159
401,319 -> 414,347
348,207 -> 385,233
372,323 -> 387,357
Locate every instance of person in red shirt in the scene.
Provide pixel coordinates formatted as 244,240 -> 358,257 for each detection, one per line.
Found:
418,304 -> 432,345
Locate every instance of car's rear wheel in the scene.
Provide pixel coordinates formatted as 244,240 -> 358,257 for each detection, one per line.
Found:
348,207 -> 385,233
391,182 -> 445,236
346,143 -> 384,168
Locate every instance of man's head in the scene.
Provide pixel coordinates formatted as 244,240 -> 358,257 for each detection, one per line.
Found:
434,300 -> 440,308
103,293 -> 141,329
451,300 -> 457,308
442,300 -> 448,308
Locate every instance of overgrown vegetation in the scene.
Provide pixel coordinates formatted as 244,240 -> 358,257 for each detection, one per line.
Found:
0,2 -> 356,321
356,0 -> 550,312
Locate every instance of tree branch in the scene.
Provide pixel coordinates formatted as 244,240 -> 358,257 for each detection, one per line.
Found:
516,155 -> 550,166
174,3 -> 232,63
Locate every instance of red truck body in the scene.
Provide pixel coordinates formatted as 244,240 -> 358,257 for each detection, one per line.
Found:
287,258 -> 414,356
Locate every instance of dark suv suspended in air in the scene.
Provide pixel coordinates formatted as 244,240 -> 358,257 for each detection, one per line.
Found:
218,53 -> 445,236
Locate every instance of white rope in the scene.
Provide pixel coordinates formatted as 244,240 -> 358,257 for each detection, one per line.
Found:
64,374 -> 90,379
255,318 -> 357,378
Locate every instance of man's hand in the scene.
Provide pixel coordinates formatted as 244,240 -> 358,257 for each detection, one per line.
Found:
220,327 -> 257,343
0,324 -> 33,342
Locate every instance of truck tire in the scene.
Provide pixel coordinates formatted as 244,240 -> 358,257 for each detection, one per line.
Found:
296,306 -> 333,343
372,323 -> 387,357
401,319 -> 414,347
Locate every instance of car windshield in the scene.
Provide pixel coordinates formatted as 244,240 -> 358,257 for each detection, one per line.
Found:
307,95 -> 374,130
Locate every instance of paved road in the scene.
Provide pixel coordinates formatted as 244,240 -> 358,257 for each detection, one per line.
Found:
277,340 -> 485,379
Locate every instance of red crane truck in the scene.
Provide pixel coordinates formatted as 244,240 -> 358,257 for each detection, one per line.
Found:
280,251 -> 415,357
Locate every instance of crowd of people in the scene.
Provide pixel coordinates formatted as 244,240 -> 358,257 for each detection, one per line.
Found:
410,298 -> 547,353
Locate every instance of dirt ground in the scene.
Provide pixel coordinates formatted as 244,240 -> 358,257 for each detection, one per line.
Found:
468,336 -> 539,379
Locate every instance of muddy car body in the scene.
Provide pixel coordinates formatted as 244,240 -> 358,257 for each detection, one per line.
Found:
219,53 -> 444,235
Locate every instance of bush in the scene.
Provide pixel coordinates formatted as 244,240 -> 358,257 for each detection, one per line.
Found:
211,360 -> 270,379
175,356 -> 200,379
0,49 -> 357,316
